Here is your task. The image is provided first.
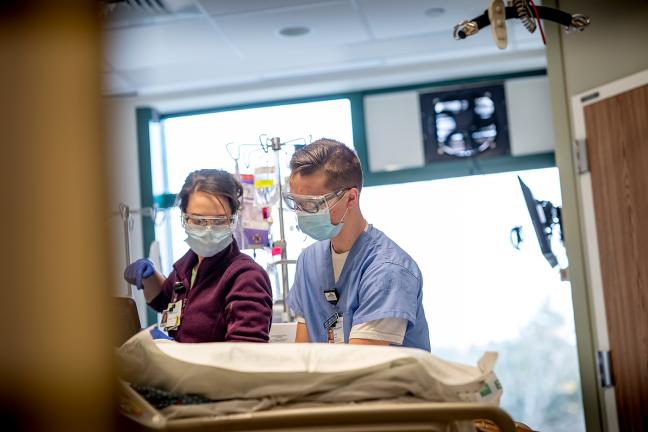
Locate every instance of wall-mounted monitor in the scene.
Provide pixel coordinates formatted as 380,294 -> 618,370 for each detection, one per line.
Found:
518,176 -> 562,268
420,82 -> 510,162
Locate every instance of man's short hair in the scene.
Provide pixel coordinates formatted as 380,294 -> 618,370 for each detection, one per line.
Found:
289,138 -> 363,191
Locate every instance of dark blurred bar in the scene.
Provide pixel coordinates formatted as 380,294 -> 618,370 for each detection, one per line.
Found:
0,2 -> 115,431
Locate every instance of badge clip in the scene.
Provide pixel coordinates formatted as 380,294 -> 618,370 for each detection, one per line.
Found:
173,282 -> 186,293
324,288 -> 339,305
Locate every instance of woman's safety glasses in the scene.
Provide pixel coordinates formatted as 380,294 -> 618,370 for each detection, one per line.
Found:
181,213 -> 237,229
282,188 -> 350,214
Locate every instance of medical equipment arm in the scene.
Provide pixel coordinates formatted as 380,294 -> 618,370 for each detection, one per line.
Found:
453,4 -> 590,40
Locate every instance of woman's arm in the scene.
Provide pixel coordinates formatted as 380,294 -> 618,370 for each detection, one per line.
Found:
141,271 -> 166,303
224,264 -> 273,342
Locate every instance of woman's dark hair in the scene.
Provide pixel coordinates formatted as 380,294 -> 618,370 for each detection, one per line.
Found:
289,138 -> 363,191
176,169 -> 243,214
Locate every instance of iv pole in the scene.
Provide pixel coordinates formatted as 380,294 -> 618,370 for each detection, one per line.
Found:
270,137 -> 292,317
227,136 -> 305,321
117,203 -> 158,298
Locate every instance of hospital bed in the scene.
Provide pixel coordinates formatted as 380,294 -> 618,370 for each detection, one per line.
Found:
119,383 -> 517,431
117,327 -> 521,432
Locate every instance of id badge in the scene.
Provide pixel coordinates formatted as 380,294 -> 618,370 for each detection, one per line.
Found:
327,316 -> 344,344
161,299 -> 183,331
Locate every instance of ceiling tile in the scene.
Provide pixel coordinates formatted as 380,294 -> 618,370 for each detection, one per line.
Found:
103,0 -> 202,29
102,0 -> 548,96
105,18 -> 239,71
120,60 -> 259,91
358,0 -> 484,40
212,1 -> 370,56
197,0 -> 330,16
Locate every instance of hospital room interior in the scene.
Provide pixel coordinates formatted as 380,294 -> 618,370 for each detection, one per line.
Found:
1,0 -> 647,431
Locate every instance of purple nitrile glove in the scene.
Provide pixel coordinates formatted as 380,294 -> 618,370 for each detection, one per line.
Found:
124,258 -> 155,290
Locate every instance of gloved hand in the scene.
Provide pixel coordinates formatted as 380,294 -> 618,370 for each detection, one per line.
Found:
149,326 -> 174,341
124,258 -> 155,290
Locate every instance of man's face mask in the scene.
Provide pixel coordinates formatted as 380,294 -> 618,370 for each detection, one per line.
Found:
284,189 -> 350,241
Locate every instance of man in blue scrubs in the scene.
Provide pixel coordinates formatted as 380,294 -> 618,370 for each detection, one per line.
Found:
284,138 -> 430,350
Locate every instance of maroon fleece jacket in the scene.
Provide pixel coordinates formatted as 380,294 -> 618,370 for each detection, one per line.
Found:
149,240 -> 272,343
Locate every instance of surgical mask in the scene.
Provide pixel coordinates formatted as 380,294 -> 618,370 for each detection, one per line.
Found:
184,225 -> 233,257
297,206 -> 348,241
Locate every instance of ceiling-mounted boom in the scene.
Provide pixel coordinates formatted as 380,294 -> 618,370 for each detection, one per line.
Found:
453,0 -> 590,49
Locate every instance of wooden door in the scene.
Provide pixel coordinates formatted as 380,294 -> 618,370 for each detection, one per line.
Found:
584,84 -> 648,432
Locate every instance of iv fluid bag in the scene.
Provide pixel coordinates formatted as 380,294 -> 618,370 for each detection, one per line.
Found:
254,166 -> 279,207
237,174 -> 270,249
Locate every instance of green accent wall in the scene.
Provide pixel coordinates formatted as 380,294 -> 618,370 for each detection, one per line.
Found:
135,107 -> 159,326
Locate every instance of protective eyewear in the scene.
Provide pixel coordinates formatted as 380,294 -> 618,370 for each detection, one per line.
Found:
282,188 -> 350,214
181,213 -> 237,229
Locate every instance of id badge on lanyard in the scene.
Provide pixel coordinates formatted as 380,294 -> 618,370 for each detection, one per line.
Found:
324,287 -> 344,344
161,299 -> 183,331
326,316 -> 344,344
161,282 -> 187,331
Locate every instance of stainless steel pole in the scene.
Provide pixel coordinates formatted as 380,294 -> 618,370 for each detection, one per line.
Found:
119,203 -> 133,297
271,137 -> 292,320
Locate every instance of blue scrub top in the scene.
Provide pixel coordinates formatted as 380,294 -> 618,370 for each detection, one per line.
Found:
286,225 -> 430,351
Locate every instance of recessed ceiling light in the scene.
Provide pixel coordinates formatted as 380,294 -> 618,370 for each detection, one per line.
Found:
424,7 -> 445,18
278,26 -> 311,37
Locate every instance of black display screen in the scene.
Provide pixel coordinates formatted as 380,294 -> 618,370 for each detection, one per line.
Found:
420,82 -> 510,162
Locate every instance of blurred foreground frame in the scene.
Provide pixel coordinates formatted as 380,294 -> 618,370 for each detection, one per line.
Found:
0,2 -> 117,432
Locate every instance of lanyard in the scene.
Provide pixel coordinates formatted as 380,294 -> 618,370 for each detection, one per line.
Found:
322,287 -> 340,330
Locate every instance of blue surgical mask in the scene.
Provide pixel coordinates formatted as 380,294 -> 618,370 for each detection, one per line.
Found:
297,206 -> 348,241
184,225 -> 233,257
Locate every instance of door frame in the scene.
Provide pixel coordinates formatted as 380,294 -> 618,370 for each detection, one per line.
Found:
570,68 -> 648,432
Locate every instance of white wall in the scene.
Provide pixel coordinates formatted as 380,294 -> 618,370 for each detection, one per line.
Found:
364,91 -> 425,172
559,0 -> 648,97
505,76 -> 555,156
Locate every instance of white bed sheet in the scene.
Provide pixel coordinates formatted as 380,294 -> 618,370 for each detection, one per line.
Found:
119,327 -> 503,410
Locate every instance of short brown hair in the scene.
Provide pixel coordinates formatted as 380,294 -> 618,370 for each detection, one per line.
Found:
289,138 -> 363,191
176,169 -> 243,214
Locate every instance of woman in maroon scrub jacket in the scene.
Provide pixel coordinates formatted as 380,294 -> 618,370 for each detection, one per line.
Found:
124,169 -> 272,343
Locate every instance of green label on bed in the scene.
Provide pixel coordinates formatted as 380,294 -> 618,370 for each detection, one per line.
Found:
494,379 -> 502,390
479,383 -> 492,397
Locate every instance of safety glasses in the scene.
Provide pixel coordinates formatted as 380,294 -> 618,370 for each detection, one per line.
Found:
282,188 -> 350,214
181,213 -> 237,229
